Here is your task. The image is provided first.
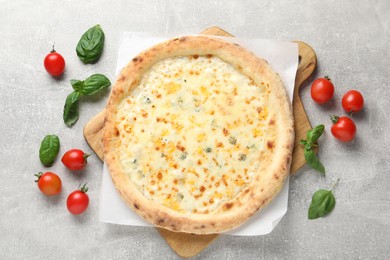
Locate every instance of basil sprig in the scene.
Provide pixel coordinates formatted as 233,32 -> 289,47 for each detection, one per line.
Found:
300,125 -> 325,175
76,24 -> 105,64
63,74 -> 111,127
308,179 -> 339,219
39,135 -> 60,166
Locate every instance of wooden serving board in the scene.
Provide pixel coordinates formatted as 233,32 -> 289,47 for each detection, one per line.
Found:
83,26 -> 316,258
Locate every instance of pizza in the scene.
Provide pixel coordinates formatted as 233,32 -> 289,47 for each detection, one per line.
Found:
103,35 -> 294,234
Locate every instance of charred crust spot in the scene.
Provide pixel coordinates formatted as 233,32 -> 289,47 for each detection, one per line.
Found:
267,140 -> 274,149
201,225 -> 206,229
179,37 -> 186,42
193,54 -> 199,59
207,54 -> 213,58
261,188 -> 264,192
132,57 -> 143,63
133,203 -> 139,209
118,75 -> 126,82
157,218 -> 165,224
273,174 -> 280,180
224,202 -> 233,210
170,224 -> 177,230
114,127 -> 119,136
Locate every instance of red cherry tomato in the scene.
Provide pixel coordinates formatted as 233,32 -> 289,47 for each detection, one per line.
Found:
62,149 -> 89,170
311,76 -> 335,104
44,46 -> 65,76
342,90 -> 364,113
35,172 -> 62,196
330,116 -> 356,142
67,184 -> 89,215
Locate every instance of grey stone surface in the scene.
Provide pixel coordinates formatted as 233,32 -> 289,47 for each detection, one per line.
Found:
1,0 -> 389,259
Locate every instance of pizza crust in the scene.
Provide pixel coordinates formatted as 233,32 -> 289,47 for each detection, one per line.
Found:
103,35 -> 294,234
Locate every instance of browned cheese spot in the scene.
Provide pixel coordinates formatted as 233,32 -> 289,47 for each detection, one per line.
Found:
267,140 -> 274,149
193,54 -> 199,59
176,143 -> 186,152
269,119 -> 275,125
222,128 -> 229,136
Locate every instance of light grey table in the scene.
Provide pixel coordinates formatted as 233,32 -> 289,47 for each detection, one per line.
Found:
1,0 -> 389,259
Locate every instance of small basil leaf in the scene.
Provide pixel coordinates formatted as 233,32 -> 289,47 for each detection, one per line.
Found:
76,24 -> 105,64
63,91 -> 81,127
70,79 -> 84,92
307,124 -> 325,144
304,149 -> 325,175
79,74 -> 111,96
308,189 -> 336,219
39,135 -> 60,166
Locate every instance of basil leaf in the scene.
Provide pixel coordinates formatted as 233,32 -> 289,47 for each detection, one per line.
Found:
39,135 -> 60,166
78,74 -> 111,96
76,24 -> 105,64
304,149 -> 325,175
70,79 -> 84,92
63,91 -> 81,127
308,189 -> 336,219
307,124 -> 325,144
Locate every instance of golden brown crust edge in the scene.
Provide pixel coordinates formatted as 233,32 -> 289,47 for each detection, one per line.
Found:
103,35 -> 295,234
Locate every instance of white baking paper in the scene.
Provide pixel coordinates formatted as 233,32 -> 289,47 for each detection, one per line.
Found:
99,32 -> 298,236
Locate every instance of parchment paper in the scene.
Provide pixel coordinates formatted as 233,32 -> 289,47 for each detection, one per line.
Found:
99,32 -> 298,236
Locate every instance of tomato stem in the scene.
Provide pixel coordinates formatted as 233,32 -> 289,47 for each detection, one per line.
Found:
324,75 -> 331,81
83,153 -> 91,162
330,115 -> 339,124
34,172 -> 43,183
51,43 -> 56,53
330,178 -> 340,192
79,183 -> 89,193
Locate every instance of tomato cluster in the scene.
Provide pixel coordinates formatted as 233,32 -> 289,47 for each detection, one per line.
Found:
35,148 -> 90,215
310,77 -> 364,142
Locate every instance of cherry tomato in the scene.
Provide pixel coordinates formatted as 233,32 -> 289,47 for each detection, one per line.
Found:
44,46 -> 65,76
342,90 -> 364,113
330,115 -> 356,142
311,76 -> 335,104
62,149 -> 90,171
67,184 -> 89,215
35,172 -> 62,196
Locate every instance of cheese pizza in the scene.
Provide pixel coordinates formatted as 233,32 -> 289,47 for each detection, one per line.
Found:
103,36 -> 294,234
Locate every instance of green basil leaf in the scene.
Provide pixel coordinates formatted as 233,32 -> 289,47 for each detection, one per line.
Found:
63,91 -> 81,127
307,124 -> 325,144
304,149 -> 325,175
70,79 -> 84,92
308,189 -> 336,219
76,24 -> 105,64
39,135 -> 60,166
78,74 -> 111,96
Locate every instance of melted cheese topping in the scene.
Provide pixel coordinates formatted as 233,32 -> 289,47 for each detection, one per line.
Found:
115,55 -> 270,214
